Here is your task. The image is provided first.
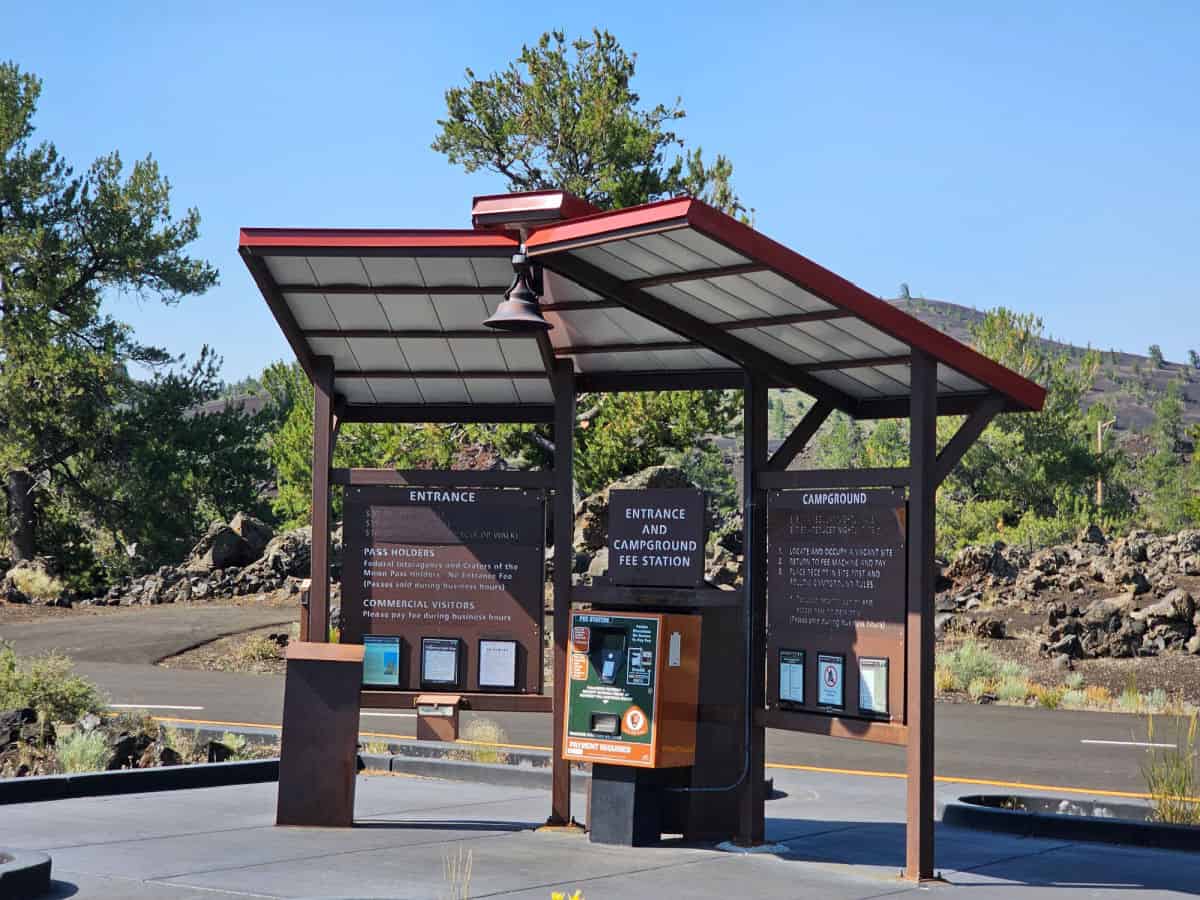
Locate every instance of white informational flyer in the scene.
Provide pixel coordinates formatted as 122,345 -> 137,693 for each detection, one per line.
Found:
478,639 -> 518,689
779,649 -> 805,704
859,657 -> 889,715
816,653 -> 844,708
422,639 -> 459,685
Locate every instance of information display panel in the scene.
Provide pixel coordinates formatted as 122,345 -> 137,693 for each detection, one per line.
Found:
421,637 -> 461,688
478,639 -> 519,690
778,649 -> 805,706
362,636 -> 401,687
766,488 -> 907,723
342,486 -> 545,693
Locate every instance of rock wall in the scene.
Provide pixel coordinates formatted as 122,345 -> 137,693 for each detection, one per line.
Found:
938,528 -> 1200,659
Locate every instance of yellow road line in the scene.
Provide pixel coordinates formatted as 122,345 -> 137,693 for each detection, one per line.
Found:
151,715 -> 1200,804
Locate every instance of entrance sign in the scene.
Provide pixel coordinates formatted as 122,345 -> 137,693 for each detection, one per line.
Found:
778,649 -> 805,705
362,636 -> 401,687
608,489 -> 705,587
342,486 -> 545,693
816,653 -> 845,709
478,639 -> 519,689
767,488 -> 907,722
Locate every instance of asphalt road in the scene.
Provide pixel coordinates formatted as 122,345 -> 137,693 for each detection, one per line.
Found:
0,605 -> 294,664
1,606 -> 1173,796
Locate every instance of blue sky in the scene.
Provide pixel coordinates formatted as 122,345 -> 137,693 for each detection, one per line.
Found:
9,2 -> 1199,381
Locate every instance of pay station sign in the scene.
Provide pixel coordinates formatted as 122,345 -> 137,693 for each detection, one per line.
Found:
607,489 -> 705,587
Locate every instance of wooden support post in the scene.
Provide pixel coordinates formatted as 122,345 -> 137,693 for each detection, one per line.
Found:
549,359 -> 576,826
736,376 -> 769,845
905,350 -> 937,880
308,356 -> 334,644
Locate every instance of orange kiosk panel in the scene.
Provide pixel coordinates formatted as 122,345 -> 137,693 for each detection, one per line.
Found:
562,610 -> 701,768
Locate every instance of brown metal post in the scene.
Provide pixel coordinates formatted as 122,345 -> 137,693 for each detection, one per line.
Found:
905,350 -> 937,879
736,376 -> 768,845
308,356 -> 335,644
549,359 -> 576,825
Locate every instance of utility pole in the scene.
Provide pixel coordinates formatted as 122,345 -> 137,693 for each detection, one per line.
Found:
1096,418 -> 1116,507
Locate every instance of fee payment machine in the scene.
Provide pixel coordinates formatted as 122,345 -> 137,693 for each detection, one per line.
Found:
563,611 -> 701,769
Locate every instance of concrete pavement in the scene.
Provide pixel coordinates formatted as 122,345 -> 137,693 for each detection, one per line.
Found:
2,767 -> 1193,898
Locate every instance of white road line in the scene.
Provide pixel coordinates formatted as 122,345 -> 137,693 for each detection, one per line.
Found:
109,703 -> 206,711
360,711 -> 417,718
1080,739 -> 1176,749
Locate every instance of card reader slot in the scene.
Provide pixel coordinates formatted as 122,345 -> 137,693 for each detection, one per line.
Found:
590,712 -> 621,736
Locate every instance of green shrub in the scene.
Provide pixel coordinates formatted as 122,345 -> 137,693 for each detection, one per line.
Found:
1144,689 -> 1169,713
996,676 -> 1031,704
56,728 -> 110,773
937,642 -> 1002,692
967,677 -> 994,700
1065,672 -> 1085,690
1062,689 -> 1088,709
999,660 -> 1026,678
0,643 -> 105,723
219,732 -> 250,761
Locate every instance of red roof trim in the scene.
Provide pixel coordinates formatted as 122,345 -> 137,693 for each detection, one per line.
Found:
525,200 -> 1047,413
239,228 -> 518,250
523,197 -> 693,250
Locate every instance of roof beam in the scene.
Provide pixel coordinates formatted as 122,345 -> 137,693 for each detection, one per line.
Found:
336,370 -> 546,380
332,468 -> 553,488
765,400 -> 833,472
279,284 -> 508,295
558,340 -> 700,356
338,403 -> 554,424
303,329 -> 536,340
540,299 -> 623,313
575,369 -> 759,392
934,393 -> 1006,487
628,262 -> 767,290
756,467 -> 910,489
855,392 -> 1021,420
799,355 -> 910,373
532,251 -> 860,414
718,309 -> 853,330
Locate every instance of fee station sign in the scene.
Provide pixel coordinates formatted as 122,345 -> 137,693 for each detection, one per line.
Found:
341,486 -> 545,694
607,489 -> 706,588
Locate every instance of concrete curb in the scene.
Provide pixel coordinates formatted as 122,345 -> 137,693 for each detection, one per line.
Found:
0,759 -> 278,806
941,794 -> 1200,853
375,753 -> 590,793
0,848 -> 51,899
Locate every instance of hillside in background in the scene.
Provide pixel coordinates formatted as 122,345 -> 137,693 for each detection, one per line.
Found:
891,297 -> 1200,435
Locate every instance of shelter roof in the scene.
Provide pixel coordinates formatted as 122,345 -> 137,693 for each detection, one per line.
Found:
240,191 -> 1045,422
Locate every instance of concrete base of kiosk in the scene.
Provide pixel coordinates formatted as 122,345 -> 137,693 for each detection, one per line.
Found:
276,641 -> 364,828
589,764 -> 691,846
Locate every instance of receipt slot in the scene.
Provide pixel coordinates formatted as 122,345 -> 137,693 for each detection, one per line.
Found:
563,611 -> 701,769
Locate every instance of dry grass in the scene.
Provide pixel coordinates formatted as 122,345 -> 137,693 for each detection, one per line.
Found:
442,846 -> 473,900
235,634 -> 284,668
8,566 -> 64,602
1142,713 -> 1200,825
450,718 -> 511,765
